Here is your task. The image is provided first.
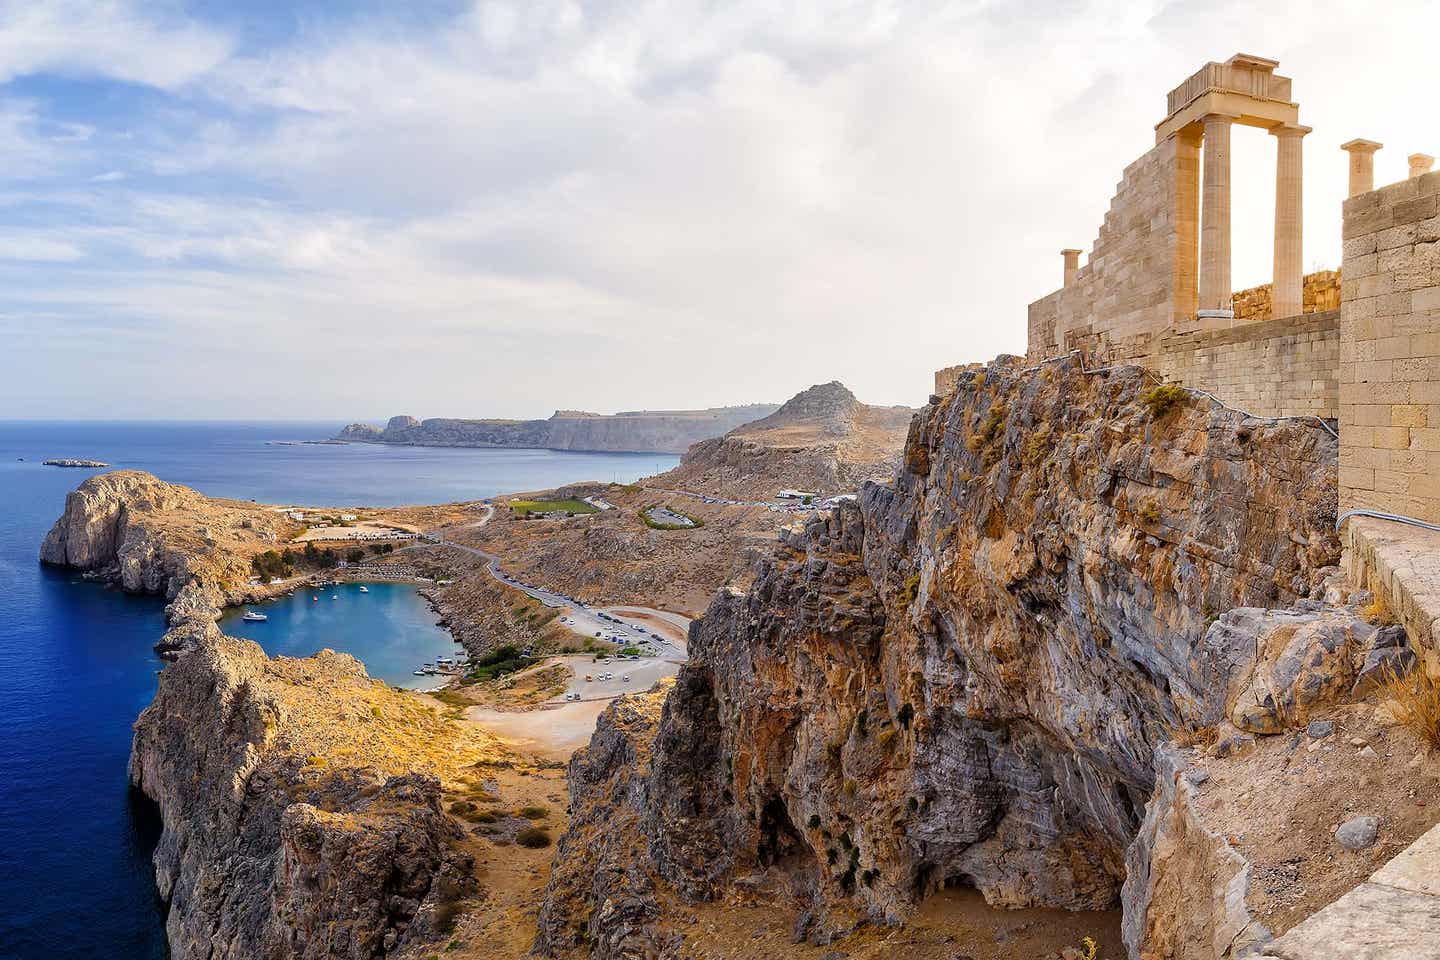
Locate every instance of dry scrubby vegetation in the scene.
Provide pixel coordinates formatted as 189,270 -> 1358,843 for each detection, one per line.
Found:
1143,382 -> 1188,419
1381,664 -> 1440,749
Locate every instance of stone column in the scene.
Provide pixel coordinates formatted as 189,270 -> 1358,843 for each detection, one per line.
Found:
1271,124 -> 1309,321
1409,153 -> 1435,179
1061,249 -> 1081,287
1199,113 -> 1234,320
1172,126 -> 1201,327
1341,139 -> 1383,198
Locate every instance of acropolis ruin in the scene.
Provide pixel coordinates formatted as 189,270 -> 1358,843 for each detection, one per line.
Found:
939,52 -> 1440,523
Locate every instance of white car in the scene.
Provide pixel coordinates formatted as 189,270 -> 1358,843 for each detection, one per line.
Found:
622,675 -> 630,682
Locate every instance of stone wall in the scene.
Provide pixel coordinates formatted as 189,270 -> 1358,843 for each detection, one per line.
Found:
1339,169 -> 1440,521
1027,135 -> 1193,360
1232,270 -> 1343,323
1154,311 -> 1340,419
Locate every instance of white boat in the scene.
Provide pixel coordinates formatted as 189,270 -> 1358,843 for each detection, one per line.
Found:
413,669 -> 426,676
358,585 -> 369,593
330,595 -> 338,600
242,611 -> 268,622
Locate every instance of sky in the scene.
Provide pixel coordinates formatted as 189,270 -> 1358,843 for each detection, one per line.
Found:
1,0 -> 1438,420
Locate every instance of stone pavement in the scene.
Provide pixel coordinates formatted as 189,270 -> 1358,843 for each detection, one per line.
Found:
1253,822 -> 1440,959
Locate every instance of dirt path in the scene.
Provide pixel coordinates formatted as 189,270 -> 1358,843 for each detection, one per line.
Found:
466,701 -> 611,760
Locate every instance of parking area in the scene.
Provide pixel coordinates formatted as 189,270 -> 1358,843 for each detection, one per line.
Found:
551,654 -> 679,702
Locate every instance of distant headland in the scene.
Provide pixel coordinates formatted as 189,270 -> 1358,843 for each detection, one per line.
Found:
336,404 -> 781,455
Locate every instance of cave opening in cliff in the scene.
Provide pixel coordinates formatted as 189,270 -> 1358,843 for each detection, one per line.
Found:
756,796 -> 804,868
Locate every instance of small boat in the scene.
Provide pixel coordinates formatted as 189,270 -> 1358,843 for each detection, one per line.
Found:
330,595 -> 338,601
358,585 -> 369,593
312,595 -> 319,602
413,669 -> 426,676
242,611 -> 268,622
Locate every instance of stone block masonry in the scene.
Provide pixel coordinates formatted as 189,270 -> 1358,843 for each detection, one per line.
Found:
1155,310 -> 1339,419
1232,269 -> 1342,323
1339,169 -> 1440,522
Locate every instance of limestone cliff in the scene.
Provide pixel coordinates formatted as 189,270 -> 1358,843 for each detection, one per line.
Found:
536,355 -> 1346,957
130,629 -> 496,960
655,381 -> 913,498
338,405 -> 780,455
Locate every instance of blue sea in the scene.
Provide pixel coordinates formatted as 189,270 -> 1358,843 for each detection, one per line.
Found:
0,422 -> 676,959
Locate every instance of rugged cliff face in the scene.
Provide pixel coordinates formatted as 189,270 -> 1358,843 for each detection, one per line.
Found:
656,381 -> 913,498
130,629 -> 497,960
338,405 -> 780,455
537,356 -> 1347,958
39,470 -> 299,649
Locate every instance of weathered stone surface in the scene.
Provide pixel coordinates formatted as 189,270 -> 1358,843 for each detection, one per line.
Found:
1263,880 -> 1440,960
130,633 -> 476,960
1122,746 -> 1271,960
537,357 -> 1341,955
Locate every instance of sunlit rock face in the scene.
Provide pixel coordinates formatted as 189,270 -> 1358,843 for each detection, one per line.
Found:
537,355 -> 1341,954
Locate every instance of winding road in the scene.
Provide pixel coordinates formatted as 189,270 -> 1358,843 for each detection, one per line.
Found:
420,502 -> 690,659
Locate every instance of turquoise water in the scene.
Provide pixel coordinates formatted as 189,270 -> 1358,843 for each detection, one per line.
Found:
0,421 -> 677,958
222,581 -> 461,688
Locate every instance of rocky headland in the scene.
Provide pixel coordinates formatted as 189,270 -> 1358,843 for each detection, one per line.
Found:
338,404 -> 780,455
534,355 -> 1440,959
130,629 -> 502,960
653,381 -> 913,499
39,357 -> 1440,960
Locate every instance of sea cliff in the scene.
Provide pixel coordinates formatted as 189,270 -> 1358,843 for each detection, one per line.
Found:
130,628 -> 496,960
338,404 -> 780,455
533,356 -> 1432,959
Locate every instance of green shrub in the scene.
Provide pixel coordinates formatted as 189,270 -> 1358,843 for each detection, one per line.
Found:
1143,383 -> 1188,419
515,826 -> 552,848
517,805 -> 548,820
807,814 -> 821,830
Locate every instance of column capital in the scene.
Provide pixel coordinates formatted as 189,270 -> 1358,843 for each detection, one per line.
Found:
1340,138 -> 1384,156
1409,154 -> 1435,179
1060,248 -> 1083,257
1270,123 -> 1311,139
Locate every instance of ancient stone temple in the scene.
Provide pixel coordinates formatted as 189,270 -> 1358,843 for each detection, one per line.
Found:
937,51 -> 1440,525
1016,54 -> 1341,420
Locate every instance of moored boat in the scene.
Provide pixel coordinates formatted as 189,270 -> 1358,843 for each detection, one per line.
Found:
241,611 -> 267,622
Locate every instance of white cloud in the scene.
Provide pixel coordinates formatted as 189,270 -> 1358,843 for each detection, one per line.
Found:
0,234 -> 83,260
3,0 -> 1440,419
0,0 -> 232,88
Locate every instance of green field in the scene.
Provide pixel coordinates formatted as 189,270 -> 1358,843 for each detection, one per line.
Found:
509,498 -> 600,516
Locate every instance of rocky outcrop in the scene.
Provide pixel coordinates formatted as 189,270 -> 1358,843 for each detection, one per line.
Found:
656,381 -> 913,498
535,684 -> 678,959
538,355 -> 1345,956
41,470 -> 196,584
39,471 -> 294,655
130,631 -> 487,960
337,405 -> 780,455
